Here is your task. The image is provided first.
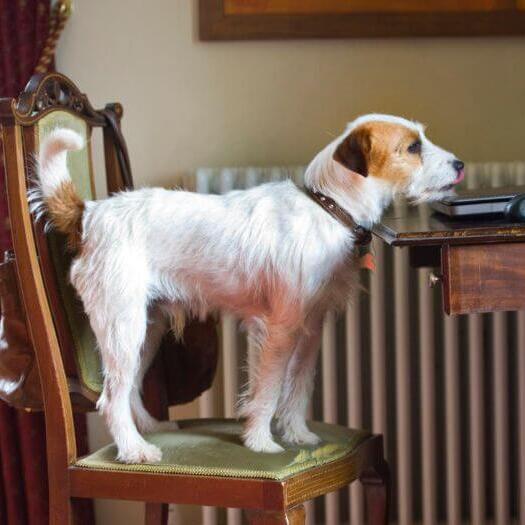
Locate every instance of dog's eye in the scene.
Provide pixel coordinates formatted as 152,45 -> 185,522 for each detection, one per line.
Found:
407,140 -> 422,154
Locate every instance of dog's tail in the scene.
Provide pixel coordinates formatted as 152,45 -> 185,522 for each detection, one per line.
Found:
32,128 -> 85,250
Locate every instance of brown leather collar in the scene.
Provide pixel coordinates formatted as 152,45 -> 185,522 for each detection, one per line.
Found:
303,187 -> 372,246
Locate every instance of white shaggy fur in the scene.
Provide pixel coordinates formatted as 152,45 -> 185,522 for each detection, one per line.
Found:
34,115 -> 462,462
39,128 -> 84,195
28,129 -> 84,224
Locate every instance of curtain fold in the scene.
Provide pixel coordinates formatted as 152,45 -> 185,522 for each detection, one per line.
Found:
0,2 -> 93,523
0,405 -> 27,525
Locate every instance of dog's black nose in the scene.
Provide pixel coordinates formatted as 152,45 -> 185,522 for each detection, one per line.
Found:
452,159 -> 464,172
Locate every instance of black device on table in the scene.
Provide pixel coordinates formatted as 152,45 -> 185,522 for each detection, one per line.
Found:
430,186 -> 525,222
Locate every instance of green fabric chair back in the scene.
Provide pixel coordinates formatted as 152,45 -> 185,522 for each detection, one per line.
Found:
37,111 -> 103,396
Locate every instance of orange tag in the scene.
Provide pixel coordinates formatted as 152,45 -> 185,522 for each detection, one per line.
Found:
359,253 -> 376,272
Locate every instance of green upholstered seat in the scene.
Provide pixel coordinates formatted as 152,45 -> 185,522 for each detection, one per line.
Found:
37,111 -> 103,396
75,419 -> 370,480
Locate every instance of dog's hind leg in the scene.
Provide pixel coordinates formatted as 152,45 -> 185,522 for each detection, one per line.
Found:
93,301 -> 162,463
131,305 -> 179,433
275,319 -> 322,446
240,318 -> 300,453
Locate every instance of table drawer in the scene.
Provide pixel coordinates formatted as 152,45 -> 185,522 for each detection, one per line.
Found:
442,242 -> 525,315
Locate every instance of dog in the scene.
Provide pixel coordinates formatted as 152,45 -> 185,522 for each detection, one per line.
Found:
33,114 -> 464,463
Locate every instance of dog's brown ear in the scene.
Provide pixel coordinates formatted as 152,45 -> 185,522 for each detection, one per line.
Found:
333,127 -> 371,177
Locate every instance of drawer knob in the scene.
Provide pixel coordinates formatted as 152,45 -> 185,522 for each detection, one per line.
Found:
429,272 -> 443,288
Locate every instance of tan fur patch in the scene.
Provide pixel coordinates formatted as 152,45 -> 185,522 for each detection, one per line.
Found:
46,181 -> 84,251
337,122 -> 422,186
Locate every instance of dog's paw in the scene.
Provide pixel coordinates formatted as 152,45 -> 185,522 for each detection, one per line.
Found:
243,431 -> 285,454
281,425 -> 321,446
246,438 -> 285,454
117,441 -> 162,464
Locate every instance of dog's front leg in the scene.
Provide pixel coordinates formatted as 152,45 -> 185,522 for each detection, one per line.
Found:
241,323 -> 299,453
275,318 -> 323,446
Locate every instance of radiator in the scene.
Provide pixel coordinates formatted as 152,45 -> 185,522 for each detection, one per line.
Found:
175,162 -> 525,525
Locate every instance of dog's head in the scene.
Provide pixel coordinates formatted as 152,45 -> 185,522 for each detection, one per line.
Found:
307,114 -> 464,209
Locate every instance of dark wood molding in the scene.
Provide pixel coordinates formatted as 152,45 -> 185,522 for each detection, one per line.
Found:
11,72 -> 106,127
199,0 -> 525,40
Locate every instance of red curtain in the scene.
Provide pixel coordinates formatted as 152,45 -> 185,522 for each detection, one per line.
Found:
0,2 -> 93,524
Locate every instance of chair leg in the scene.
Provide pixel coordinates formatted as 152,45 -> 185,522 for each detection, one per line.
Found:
360,459 -> 390,525
50,497 -> 93,525
143,349 -> 170,525
245,504 -> 305,524
145,503 -> 169,525
49,499 -> 71,525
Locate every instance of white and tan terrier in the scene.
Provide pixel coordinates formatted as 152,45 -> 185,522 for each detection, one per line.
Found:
33,114 -> 464,463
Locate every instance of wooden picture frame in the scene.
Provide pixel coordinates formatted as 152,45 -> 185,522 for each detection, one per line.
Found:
199,0 -> 525,40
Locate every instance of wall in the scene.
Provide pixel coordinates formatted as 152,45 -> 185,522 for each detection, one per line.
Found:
55,1 -> 525,523
57,1 -> 525,189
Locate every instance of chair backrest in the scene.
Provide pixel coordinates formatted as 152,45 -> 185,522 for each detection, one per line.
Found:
34,99 -> 103,405
0,72 -> 131,464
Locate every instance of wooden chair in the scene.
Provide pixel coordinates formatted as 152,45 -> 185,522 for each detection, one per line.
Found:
0,72 -> 389,525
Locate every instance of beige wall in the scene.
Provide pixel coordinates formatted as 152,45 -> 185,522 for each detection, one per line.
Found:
56,1 -> 525,523
58,1 -> 525,190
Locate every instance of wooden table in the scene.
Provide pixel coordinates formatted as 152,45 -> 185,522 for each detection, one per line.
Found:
374,207 -> 525,315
